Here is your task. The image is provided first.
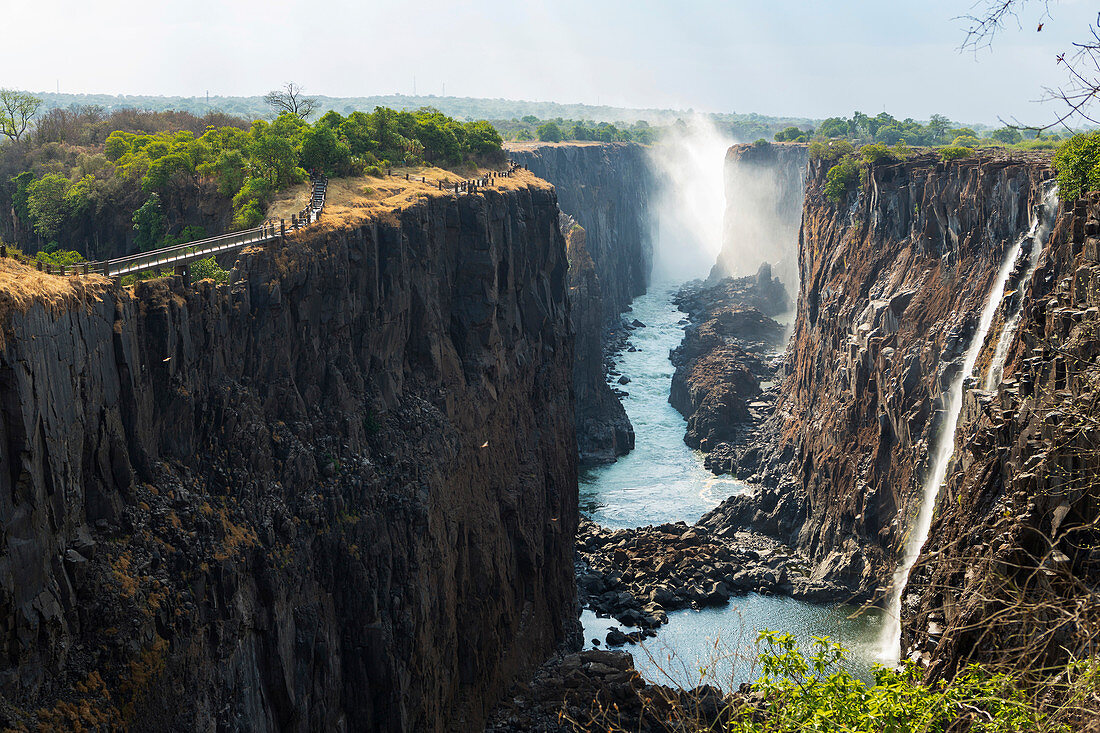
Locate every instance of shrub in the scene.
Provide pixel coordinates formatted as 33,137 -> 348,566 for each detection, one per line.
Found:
536,122 -> 563,143
1052,131 -> 1100,201
364,165 -> 384,178
824,158 -> 860,202
939,146 -> 974,162
723,631 -> 1055,732
809,139 -> 853,163
189,257 -> 229,284
858,143 -> 894,165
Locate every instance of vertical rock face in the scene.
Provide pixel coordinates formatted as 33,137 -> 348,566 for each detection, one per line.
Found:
508,143 -> 654,464
904,191 -> 1100,677
508,143 -> 654,320
0,186 -> 577,731
711,142 -> 809,291
561,214 -> 635,463
704,151 -> 1054,597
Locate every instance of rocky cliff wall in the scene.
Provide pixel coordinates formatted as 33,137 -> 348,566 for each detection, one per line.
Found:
710,142 -> 808,291
902,191 -> 1100,677
0,182 -> 577,731
508,143 -> 654,464
703,150 -> 1054,597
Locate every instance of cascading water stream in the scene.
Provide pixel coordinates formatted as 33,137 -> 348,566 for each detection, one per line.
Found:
983,184 -> 1059,391
878,185 -> 1057,662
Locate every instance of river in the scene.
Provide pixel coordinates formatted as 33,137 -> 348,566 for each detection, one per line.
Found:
580,281 -> 885,689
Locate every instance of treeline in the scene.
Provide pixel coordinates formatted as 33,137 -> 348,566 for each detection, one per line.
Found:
1,102 -> 503,261
772,111 -> 1069,148
493,116 -> 657,144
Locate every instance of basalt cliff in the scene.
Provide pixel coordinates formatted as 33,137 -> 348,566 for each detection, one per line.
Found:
508,143 -> 654,464
902,191 -> 1100,675
0,178 -> 577,731
700,149 -> 1056,600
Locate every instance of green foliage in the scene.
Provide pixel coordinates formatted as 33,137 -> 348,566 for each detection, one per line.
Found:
1053,132 -> 1100,201
35,249 -> 85,267
939,145 -> 975,162
774,126 -> 811,143
824,158 -> 860,202
300,123 -> 353,176
727,631 -> 1058,732
26,173 -> 74,240
990,127 -> 1023,145
952,134 -> 982,148
189,256 -> 229,284
809,139 -> 854,162
537,121 -> 564,142
132,195 -> 166,252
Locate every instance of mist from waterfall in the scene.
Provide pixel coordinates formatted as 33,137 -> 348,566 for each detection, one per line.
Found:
647,117 -> 736,283
878,189 -> 1054,663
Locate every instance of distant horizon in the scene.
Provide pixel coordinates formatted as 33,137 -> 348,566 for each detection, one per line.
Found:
4,0 -> 1096,129
16,89 -> 1027,131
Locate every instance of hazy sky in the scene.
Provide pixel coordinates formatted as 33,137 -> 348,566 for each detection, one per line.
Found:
4,0 -> 1096,125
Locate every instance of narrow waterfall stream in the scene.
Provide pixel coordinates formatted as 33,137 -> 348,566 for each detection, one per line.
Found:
984,185 -> 1060,391
879,187 -> 1057,661
581,281 -> 883,689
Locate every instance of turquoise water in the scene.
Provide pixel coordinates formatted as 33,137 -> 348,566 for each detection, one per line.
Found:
580,282 -> 884,689
579,281 -> 746,528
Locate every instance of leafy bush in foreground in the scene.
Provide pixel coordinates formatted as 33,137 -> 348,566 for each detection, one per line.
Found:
728,631 -> 1054,732
824,159 -> 859,202
1053,131 -> 1100,201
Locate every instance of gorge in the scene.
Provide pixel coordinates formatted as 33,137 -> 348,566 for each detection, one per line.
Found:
1,128 -> 1097,731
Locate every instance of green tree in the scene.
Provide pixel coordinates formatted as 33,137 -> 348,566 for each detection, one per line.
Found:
132,194 -> 166,252
1052,131 -> 1100,201
300,124 -> 352,175
927,114 -> 951,144
0,89 -> 42,142
536,122 -> 563,142
26,174 -> 72,240
990,126 -> 1023,144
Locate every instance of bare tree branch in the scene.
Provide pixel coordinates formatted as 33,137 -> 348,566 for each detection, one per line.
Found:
957,3 -> 1098,130
263,82 -> 319,120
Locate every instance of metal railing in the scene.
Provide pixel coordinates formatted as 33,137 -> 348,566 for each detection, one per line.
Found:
0,166 -> 531,279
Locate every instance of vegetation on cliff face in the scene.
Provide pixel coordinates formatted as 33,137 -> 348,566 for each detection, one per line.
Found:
0,101 -> 504,260
1053,130 -> 1100,200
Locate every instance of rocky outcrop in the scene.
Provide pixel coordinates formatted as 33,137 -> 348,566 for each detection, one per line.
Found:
710,142 -> 808,291
485,648 -> 743,733
703,150 -> 1055,598
903,191 -> 1100,680
575,518 -> 846,642
563,214 -> 634,464
0,184 -> 577,731
508,143 -> 653,320
670,265 -> 789,453
509,143 -> 654,464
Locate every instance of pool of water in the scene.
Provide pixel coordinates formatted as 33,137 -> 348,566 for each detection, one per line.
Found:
580,282 -> 884,689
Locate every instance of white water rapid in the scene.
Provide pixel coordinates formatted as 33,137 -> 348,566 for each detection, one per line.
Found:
878,185 -> 1057,662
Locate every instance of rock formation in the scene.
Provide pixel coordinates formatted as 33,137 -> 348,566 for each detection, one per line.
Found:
903,191 -> 1100,676
508,143 -> 654,464
710,142 -> 808,291
702,149 -> 1055,599
0,181 -> 577,731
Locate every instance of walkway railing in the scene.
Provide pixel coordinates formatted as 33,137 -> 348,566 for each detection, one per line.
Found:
1,165 -> 527,279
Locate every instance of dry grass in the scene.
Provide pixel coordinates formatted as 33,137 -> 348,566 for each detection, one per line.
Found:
267,165 -> 551,234
0,258 -> 109,345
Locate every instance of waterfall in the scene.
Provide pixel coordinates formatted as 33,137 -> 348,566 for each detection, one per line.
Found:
983,185 -> 1059,391
877,183 -> 1057,662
